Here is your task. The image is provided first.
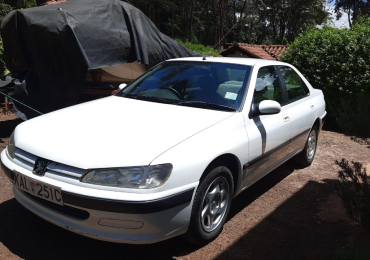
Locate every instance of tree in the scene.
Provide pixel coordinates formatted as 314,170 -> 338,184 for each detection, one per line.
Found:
131,0 -> 329,46
0,0 -> 14,77
330,0 -> 370,28
250,0 -> 328,44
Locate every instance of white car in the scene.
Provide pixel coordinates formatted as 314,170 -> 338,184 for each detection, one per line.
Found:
0,57 -> 326,244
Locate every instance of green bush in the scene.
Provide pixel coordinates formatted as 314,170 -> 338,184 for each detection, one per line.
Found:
0,36 -> 6,78
335,237 -> 370,260
335,159 -> 370,232
0,1 -> 37,78
281,18 -> 370,137
25,0 -> 37,8
175,38 -> 220,57
0,1 -> 14,78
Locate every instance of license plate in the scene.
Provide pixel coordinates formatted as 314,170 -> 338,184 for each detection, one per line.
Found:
14,171 -> 63,205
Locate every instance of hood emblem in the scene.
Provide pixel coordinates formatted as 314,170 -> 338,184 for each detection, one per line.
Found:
33,158 -> 50,176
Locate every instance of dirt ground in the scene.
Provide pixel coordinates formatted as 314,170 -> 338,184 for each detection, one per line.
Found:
0,113 -> 369,260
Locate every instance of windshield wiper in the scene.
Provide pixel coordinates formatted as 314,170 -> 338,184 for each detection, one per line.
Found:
123,94 -> 175,104
176,101 -> 236,112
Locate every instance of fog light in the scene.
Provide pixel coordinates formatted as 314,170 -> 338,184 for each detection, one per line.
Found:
98,219 -> 144,229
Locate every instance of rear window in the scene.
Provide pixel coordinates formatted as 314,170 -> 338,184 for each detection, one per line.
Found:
279,66 -> 310,102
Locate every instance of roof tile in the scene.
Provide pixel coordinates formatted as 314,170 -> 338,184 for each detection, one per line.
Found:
220,43 -> 287,60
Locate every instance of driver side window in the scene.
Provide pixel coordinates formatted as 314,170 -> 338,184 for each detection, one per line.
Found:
254,66 -> 284,105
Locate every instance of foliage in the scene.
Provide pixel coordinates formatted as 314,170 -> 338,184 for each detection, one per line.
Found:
131,0 -> 329,47
335,237 -> 370,260
25,0 -> 37,8
247,0 -> 328,44
330,0 -> 370,28
0,37 -> 6,78
281,17 -> 370,136
335,159 -> 370,232
0,0 -> 13,78
333,92 -> 370,137
175,39 -> 220,56
0,0 -> 36,77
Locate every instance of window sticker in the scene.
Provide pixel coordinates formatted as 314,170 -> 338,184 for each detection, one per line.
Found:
225,92 -> 238,100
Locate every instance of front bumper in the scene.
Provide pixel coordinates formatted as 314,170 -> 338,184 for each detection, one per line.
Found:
1,149 -> 197,244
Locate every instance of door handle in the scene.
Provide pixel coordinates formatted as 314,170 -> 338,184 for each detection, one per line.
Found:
282,113 -> 290,122
310,103 -> 315,110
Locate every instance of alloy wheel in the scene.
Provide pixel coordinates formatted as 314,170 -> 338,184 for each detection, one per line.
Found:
307,129 -> 317,160
200,176 -> 229,232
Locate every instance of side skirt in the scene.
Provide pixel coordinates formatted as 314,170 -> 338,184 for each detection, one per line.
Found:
235,129 -> 310,196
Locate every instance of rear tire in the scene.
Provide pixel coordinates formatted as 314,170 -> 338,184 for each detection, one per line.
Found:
184,166 -> 234,245
295,126 -> 318,167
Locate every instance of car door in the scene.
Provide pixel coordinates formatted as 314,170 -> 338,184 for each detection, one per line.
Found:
277,65 -> 316,153
241,65 -> 292,189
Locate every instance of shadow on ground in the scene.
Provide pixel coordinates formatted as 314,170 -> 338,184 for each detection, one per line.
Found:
0,196 -> 199,259
0,162 -> 299,259
0,158 -> 356,259
216,177 -> 354,260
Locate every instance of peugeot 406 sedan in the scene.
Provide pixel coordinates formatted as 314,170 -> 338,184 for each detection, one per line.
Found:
1,57 -> 326,244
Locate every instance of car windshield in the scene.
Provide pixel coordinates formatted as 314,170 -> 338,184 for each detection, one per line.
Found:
116,61 -> 252,111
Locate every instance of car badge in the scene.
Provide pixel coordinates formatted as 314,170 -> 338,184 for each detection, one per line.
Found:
33,158 -> 50,176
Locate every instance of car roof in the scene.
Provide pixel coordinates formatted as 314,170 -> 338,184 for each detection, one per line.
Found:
166,57 -> 288,67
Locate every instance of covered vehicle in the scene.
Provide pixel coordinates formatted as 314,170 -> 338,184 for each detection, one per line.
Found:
0,0 -> 200,119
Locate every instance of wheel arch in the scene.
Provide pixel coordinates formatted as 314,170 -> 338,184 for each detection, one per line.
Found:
312,117 -> 321,135
200,153 -> 242,196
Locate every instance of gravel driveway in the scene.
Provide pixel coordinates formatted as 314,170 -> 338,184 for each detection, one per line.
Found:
0,114 -> 369,260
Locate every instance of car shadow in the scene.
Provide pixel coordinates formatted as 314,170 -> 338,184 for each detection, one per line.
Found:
227,161 -> 299,221
216,177 -> 356,260
0,161 -> 304,259
0,197 -> 202,259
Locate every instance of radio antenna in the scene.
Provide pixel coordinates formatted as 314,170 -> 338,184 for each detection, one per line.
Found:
202,23 -> 236,60
213,23 -> 236,50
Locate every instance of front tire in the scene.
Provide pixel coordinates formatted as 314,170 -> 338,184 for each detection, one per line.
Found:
184,166 -> 234,245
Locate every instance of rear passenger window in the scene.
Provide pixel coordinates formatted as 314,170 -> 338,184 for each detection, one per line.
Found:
279,66 -> 310,102
253,66 -> 284,105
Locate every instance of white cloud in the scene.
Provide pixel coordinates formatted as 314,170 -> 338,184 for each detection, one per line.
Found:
328,6 -> 349,28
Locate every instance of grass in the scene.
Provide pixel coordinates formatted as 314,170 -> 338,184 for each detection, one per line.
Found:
175,38 -> 221,56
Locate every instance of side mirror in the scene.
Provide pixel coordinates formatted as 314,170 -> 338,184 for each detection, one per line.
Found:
119,83 -> 127,90
249,100 -> 281,118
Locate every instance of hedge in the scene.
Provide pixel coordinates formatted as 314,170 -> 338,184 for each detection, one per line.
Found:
281,18 -> 370,137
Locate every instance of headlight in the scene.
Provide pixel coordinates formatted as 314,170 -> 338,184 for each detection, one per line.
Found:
80,164 -> 173,189
7,131 -> 16,159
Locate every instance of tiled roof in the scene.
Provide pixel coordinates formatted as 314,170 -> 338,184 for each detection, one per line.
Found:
41,0 -> 66,5
220,43 -> 287,60
263,45 -> 288,60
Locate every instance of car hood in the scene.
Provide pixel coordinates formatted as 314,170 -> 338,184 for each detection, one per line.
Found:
15,96 -> 234,169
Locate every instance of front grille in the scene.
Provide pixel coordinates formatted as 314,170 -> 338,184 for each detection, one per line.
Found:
23,191 -> 90,220
14,148 -> 86,179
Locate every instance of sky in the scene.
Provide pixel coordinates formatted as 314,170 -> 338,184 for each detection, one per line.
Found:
327,1 -> 350,28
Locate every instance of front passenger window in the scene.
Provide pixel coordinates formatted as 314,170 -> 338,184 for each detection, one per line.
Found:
254,66 -> 284,105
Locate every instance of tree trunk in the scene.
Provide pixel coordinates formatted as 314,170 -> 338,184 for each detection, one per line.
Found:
171,11 -> 174,38
348,8 -> 352,28
238,0 -> 247,41
189,0 -> 196,42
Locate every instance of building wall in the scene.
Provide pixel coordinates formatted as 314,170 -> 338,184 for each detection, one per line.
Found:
223,50 -> 252,58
